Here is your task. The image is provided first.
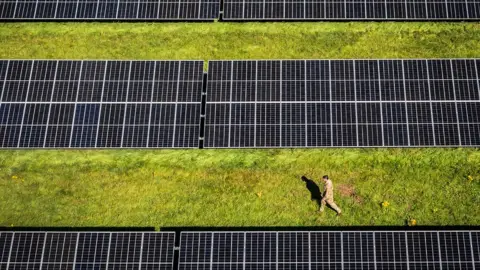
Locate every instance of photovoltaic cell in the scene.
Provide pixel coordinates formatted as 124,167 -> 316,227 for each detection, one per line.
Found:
0,0 -> 220,20
223,0 -> 480,20
0,60 -> 203,148
205,59 -> 480,148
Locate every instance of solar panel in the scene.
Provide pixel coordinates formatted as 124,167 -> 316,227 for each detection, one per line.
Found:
204,59 -> 480,148
0,232 -> 13,270
222,0 -> 480,20
0,60 -> 203,148
0,0 -> 220,20
473,232 -> 480,270
180,231 -> 479,270
0,232 -> 176,270
1,231 -> 478,269
7,232 -> 45,269
42,232 -> 77,269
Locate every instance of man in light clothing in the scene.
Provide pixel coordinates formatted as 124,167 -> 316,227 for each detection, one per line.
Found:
320,175 -> 342,215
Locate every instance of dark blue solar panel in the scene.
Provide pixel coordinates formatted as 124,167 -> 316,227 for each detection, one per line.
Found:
205,59 -> 480,148
6,61 -> 33,81
180,231 -> 478,270
179,232 -> 212,265
0,61 -> 7,99
76,232 -> 110,268
472,232 -> 480,263
0,232 -> 13,264
0,60 -> 203,148
74,104 -> 100,125
108,233 -> 142,267
0,0 -> 220,20
1,81 -> 30,102
2,59 -> 479,149
223,1 -> 480,20
439,232 -> 472,263
42,232 -> 77,269
9,232 -> 45,266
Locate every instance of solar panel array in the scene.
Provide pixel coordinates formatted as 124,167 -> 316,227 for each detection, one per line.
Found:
1,231 -> 478,270
1,0 -> 479,20
205,59 -> 480,148
180,231 -> 480,270
0,0 -> 220,20
0,232 -> 175,270
2,58 -> 480,149
223,0 -> 480,20
0,60 -> 203,148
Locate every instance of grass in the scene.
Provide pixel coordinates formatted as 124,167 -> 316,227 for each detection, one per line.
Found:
0,22 -> 479,228
1,149 -> 479,228
0,22 -> 479,61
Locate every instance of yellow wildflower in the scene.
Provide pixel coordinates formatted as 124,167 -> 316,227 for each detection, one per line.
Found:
382,201 -> 390,208
467,175 -> 473,182
256,191 -> 263,198
12,175 -> 18,179
408,219 -> 417,226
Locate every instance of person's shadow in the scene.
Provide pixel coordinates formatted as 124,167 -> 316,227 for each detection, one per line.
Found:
301,176 -> 322,209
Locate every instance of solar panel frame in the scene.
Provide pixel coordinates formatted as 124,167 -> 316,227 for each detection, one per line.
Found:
0,59 -> 204,149
222,0 -> 480,20
0,0 -> 220,21
205,59 -> 480,148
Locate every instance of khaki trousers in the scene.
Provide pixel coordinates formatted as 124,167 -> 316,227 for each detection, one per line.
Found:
320,198 -> 342,214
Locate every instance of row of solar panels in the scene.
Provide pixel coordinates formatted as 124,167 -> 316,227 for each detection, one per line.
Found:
0,231 -> 479,269
1,0 -> 480,20
1,59 -> 479,148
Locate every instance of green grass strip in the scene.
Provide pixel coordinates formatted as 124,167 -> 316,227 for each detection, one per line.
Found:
1,149 -> 479,227
1,22 -> 479,61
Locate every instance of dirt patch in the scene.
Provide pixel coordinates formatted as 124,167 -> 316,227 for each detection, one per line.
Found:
337,184 -> 363,204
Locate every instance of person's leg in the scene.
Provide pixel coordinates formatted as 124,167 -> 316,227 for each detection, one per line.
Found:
327,200 -> 342,214
319,199 -> 326,212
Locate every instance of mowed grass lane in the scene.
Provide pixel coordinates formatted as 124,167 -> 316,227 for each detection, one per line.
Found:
1,149 -> 479,228
1,22 -> 480,60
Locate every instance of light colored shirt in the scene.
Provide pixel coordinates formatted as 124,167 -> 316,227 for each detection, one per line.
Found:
323,179 -> 334,200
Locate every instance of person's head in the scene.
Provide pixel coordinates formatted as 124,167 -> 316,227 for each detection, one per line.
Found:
322,175 -> 329,182
301,176 -> 308,182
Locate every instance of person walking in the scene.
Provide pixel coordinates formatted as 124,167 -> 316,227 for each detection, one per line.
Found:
320,175 -> 342,215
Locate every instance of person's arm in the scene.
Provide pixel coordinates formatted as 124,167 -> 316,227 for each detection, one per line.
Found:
324,181 -> 332,198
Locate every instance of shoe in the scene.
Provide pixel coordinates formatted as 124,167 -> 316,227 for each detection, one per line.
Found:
337,212 -> 342,216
